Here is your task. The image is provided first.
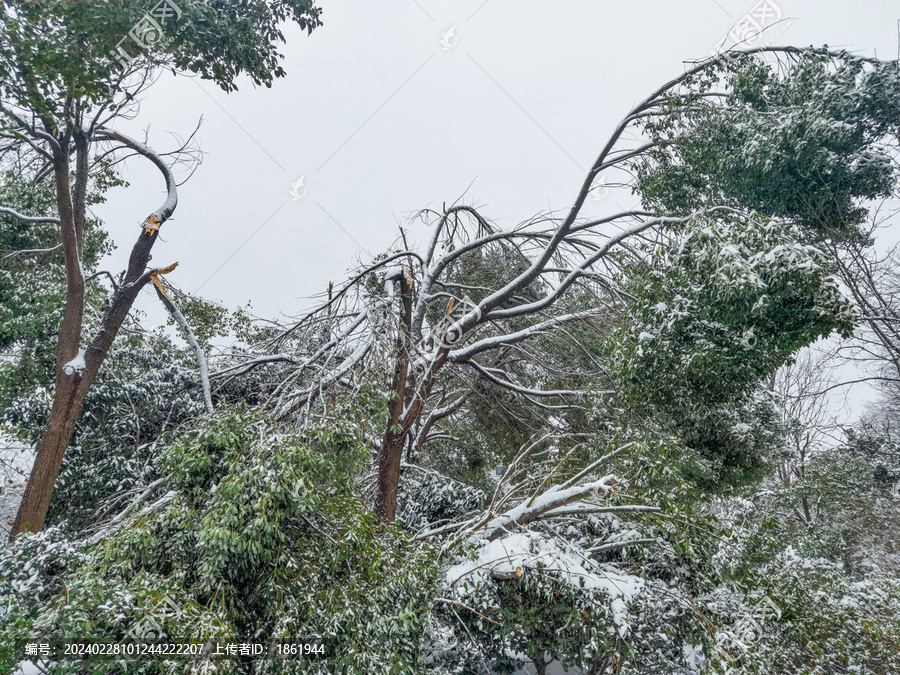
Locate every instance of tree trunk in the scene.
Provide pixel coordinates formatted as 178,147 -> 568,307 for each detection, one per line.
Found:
9,271 -> 155,540
372,264 -> 457,523
374,272 -> 413,522
9,372 -> 90,535
9,131 -> 172,541
375,436 -> 405,523
10,154 -> 86,538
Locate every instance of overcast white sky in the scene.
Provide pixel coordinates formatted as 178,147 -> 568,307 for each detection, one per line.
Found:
83,0 -> 900,423
95,0 -> 899,319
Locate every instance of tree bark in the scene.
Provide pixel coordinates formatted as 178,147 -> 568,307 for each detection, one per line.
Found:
9,129 -> 176,542
10,152 -> 85,538
374,272 -> 413,523
9,278 -> 161,540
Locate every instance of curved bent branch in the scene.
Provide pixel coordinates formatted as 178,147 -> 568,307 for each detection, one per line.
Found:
96,127 -> 178,223
0,205 -> 61,224
463,360 -> 593,398
96,127 -> 178,286
153,282 -> 214,414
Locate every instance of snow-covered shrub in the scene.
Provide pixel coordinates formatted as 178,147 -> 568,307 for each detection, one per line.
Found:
396,463 -> 485,533
441,528 -> 643,672
0,526 -> 90,670
4,404 -> 440,674
701,441 -> 900,674
696,550 -> 900,675
424,435 -> 726,674
612,214 -> 851,488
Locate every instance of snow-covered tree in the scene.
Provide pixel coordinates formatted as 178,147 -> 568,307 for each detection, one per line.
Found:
1,0 -> 323,539
217,47 -> 899,522
5,43 -> 900,675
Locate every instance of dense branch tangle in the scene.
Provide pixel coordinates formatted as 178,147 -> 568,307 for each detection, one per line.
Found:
212,205 -> 679,521
212,47 -> 884,522
3,69 -> 202,538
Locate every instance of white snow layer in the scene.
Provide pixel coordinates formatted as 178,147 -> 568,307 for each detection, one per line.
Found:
62,348 -> 86,376
446,530 -> 644,638
480,475 -> 617,537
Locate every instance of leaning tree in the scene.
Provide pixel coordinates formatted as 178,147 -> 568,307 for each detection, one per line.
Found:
1,0 -> 323,539
199,46 -> 900,672
212,47 -> 900,525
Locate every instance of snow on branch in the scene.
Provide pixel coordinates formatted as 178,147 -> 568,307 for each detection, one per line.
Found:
152,277 -> 214,414
558,441 -> 637,491
213,307 -> 369,381
446,309 -> 605,362
266,251 -> 422,350
484,214 -> 689,321
273,327 -> 378,418
463,360 -> 590,398
477,474 -> 620,541
0,205 -> 60,224
96,127 -> 178,226
2,109 -> 61,157
443,529 -> 647,638
210,353 -> 299,379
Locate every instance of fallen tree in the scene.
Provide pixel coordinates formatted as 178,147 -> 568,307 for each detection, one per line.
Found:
214,46 -> 900,522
